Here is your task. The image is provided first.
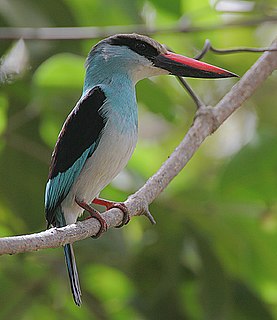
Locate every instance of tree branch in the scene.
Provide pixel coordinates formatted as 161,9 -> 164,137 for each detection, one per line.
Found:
0,17 -> 276,40
0,38 -> 276,256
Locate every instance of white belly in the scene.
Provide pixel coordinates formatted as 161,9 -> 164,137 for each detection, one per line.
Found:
61,120 -> 137,224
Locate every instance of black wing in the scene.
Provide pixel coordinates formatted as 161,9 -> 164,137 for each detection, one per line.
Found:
45,86 -> 107,226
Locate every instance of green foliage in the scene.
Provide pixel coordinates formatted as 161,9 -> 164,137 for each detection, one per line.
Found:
220,132 -> 277,203
0,0 -> 277,319
33,53 -> 85,89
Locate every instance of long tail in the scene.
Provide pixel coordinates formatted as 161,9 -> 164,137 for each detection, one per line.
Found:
63,243 -> 82,306
55,206 -> 82,306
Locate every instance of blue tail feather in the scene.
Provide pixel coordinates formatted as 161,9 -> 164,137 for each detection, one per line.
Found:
63,243 -> 82,306
55,206 -> 82,306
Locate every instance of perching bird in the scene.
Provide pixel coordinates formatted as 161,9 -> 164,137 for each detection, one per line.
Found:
45,33 -> 237,306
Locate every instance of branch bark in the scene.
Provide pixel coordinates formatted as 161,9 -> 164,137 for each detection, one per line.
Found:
0,38 -> 276,256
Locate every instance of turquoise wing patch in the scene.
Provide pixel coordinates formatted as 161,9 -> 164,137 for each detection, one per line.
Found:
45,144 -> 96,225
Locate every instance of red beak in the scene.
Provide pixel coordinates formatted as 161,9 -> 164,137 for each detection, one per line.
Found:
154,51 -> 238,79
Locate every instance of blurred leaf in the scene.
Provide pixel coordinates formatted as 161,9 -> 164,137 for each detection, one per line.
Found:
85,265 -> 134,303
197,235 -> 231,320
32,54 -> 85,148
0,94 -> 8,135
39,113 -> 62,148
83,264 -> 135,309
185,205 -> 277,297
137,79 -> 176,121
129,142 -> 167,178
147,0 -> 182,16
231,282 -> 274,320
219,132 -> 277,203
0,0 -> 50,27
64,0 -> 137,26
0,39 -> 29,84
33,53 -> 85,89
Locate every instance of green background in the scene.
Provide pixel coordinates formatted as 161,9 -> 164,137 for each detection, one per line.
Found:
0,0 -> 277,319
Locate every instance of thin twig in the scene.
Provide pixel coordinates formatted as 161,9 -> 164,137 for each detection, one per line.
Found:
166,44 -> 205,108
176,76 -> 205,108
194,39 -> 277,59
176,38 -> 277,108
209,44 -> 277,54
0,37 -> 276,256
193,39 -> 212,60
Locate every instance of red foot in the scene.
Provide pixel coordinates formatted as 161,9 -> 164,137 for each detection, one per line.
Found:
92,198 -> 130,228
75,198 -> 107,238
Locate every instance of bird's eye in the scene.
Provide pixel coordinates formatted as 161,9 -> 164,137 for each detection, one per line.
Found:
135,42 -> 147,53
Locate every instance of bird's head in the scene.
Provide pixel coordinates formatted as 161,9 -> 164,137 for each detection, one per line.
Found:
86,33 -> 237,84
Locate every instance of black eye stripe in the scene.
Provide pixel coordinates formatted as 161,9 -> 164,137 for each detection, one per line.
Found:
107,36 -> 159,58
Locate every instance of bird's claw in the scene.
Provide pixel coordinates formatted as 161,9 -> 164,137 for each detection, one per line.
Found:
76,198 -> 107,238
83,210 -> 108,238
92,198 -> 130,228
89,213 -> 108,238
113,203 -> 130,228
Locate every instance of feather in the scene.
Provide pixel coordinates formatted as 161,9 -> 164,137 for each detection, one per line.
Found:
56,206 -> 82,306
45,86 -> 106,226
63,243 -> 82,306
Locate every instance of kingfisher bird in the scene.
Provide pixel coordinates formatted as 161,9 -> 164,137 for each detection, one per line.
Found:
45,33 -> 237,306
